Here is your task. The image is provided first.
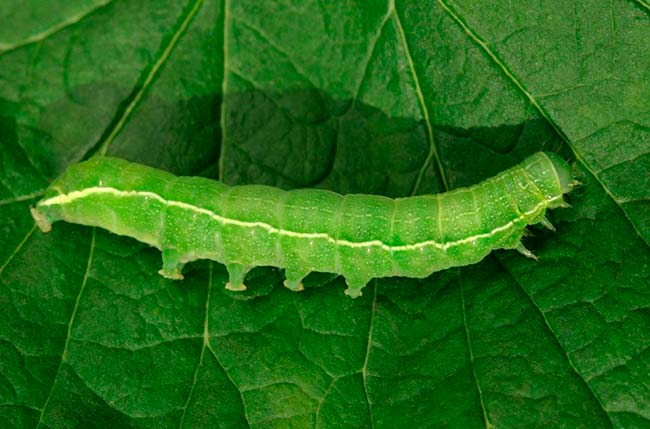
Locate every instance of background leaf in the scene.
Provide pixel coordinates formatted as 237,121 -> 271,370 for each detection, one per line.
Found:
1,0 -> 648,427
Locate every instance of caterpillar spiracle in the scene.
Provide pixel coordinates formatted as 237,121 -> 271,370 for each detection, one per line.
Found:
30,152 -> 574,298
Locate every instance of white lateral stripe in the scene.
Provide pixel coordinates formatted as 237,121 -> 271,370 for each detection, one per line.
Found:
38,187 -> 560,252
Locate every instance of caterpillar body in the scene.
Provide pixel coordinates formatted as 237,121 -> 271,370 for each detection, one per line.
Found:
31,152 -> 573,298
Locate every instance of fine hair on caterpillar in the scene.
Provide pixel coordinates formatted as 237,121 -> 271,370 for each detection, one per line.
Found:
31,152 -> 574,298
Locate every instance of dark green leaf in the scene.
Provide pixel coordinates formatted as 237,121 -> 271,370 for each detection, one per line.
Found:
1,1 -> 648,427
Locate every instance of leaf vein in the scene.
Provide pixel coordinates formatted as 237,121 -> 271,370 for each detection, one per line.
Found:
37,228 -> 96,426
361,282 -> 378,428
499,258 -> 616,428
458,272 -> 494,429
179,264 -> 214,428
0,225 -> 37,277
96,0 -> 204,156
0,190 -> 46,207
392,0 -> 449,194
0,1 -> 113,54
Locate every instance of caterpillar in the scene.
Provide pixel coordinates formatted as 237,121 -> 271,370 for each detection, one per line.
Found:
30,152 -> 574,298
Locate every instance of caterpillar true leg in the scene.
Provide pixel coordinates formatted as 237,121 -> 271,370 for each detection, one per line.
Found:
540,216 -> 555,231
516,243 -> 538,261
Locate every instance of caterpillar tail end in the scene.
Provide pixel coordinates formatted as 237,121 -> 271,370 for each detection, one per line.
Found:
30,207 -> 52,233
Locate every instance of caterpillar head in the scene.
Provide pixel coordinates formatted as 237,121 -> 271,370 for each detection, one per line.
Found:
543,152 -> 573,194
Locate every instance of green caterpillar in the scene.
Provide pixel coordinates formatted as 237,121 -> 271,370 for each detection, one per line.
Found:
30,152 -> 573,298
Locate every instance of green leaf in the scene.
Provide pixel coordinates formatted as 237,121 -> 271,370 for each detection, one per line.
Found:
1,1 -> 648,427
